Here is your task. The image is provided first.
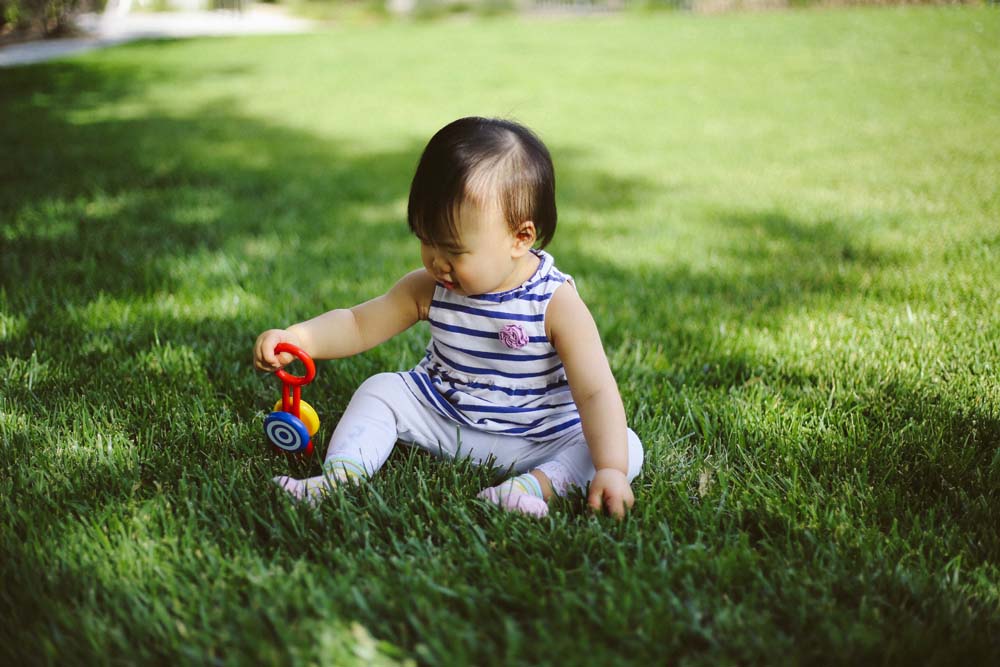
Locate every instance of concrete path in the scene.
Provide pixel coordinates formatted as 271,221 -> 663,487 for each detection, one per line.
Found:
0,5 -> 316,67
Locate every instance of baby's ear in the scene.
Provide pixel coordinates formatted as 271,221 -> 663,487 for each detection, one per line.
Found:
513,220 -> 537,253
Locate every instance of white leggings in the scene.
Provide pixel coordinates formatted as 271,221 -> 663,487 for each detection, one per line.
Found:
323,373 -> 644,493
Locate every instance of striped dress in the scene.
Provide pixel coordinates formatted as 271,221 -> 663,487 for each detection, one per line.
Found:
400,250 -> 582,442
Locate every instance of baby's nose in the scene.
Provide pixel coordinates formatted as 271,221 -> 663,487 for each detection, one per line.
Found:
432,254 -> 451,274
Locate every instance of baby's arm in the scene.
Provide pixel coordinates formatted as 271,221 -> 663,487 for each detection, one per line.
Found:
546,283 -> 634,518
254,269 -> 436,372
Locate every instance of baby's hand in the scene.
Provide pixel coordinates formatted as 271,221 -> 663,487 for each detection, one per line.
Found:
588,468 -> 635,519
253,329 -> 303,373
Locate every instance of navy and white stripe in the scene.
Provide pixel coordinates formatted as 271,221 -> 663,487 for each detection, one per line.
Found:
400,250 -> 581,441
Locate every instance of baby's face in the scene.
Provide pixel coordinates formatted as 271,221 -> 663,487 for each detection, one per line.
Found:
419,198 -> 528,296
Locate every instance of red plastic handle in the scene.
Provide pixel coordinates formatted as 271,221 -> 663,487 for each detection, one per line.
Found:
274,342 -> 316,387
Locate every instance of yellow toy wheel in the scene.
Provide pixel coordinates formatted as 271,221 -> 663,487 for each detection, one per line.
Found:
273,398 -> 320,436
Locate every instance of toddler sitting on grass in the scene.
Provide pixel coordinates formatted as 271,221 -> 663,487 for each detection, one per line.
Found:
254,116 -> 642,518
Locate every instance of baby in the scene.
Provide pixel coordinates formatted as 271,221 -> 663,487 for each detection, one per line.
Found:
254,117 -> 643,518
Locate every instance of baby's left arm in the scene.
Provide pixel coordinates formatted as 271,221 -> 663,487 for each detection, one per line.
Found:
546,283 -> 634,518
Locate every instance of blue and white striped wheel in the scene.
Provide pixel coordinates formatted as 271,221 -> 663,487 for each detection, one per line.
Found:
264,412 -> 310,453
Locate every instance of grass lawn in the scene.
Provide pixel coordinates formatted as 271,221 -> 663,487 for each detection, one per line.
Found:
2,5 -> 999,665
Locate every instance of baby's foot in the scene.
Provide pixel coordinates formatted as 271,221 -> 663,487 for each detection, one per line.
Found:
477,473 -> 549,518
272,457 -> 367,505
272,473 -> 344,504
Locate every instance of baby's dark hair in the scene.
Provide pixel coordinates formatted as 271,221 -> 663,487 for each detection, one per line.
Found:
408,117 -> 557,248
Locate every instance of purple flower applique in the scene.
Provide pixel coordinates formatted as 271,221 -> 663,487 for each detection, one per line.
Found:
498,323 -> 529,350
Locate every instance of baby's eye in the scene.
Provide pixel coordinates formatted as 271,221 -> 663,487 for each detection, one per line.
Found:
434,242 -> 465,255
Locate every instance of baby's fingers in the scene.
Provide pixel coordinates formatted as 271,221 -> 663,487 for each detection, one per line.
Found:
588,486 -> 625,519
604,491 -> 627,519
587,487 -> 603,513
254,332 -> 287,371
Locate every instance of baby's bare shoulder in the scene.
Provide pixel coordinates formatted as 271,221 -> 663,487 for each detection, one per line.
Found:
394,269 -> 436,321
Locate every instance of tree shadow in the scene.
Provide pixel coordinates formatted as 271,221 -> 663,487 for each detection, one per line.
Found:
558,207 -> 901,326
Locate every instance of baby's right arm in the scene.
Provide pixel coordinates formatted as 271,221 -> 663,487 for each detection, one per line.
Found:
253,269 -> 435,372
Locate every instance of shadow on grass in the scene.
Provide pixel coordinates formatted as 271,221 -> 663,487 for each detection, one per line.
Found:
557,207 -> 901,342
2,54 -> 998,665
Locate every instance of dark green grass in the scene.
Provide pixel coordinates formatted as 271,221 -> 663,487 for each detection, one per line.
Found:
2,6 -> 999,665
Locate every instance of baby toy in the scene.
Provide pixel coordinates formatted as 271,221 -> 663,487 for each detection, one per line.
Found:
264,343 -> 320,455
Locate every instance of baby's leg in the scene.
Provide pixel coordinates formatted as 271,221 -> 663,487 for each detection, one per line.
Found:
450,431 -> 568,518
534,428 -> 645,498
472,427 -> 644,515
327,405 -> 554,517
273,373 -> 421,502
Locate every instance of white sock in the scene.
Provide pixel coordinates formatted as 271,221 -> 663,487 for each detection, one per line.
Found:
323,455 -> 369,480
272,456 -> 366,504
493,472 -> 544,500
272,473 -> 343,504
477,472 -> 548,518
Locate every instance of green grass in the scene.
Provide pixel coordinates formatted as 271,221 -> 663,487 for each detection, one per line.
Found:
2,6 -> 999,665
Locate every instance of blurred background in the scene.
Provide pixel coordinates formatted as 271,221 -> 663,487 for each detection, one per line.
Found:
2,0 -> 992,45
